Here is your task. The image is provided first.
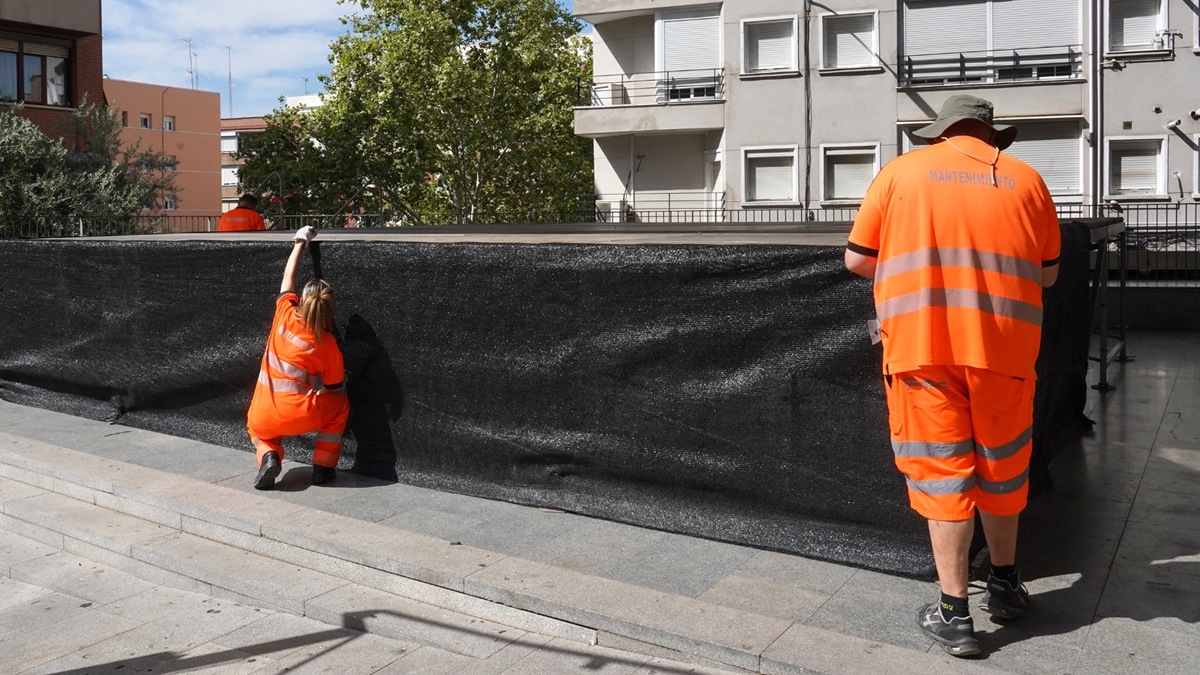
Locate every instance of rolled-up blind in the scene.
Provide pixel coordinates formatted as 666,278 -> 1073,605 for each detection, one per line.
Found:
747,20 -> 794,72
1110,141 -> 1160,194
664,14 -> 720,75
1110,0 -> 1160,50
22,42 -> 70,58
825,14 -> 875,69
1005,120 -> 1082,194
747,151 -> 795,202
903,0 -> 988,57
825,149 -> 876,200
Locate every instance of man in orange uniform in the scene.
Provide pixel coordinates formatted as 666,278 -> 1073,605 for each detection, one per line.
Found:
845,95 -> 1060,657
248,226 -> 349,489
219,194 -> 267,232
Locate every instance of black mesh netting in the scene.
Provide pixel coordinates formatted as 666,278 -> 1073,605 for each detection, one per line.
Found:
0,224 -> 1093,578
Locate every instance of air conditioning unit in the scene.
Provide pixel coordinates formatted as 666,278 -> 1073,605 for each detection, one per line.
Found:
592,82 -> 628,106
594,201 -> 621,222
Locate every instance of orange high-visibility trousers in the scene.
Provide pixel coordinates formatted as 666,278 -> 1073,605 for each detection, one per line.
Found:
884,365 -> 1034,521
248,389 -> 349,470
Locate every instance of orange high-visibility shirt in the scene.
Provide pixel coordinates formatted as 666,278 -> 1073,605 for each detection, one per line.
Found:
848,137 -> 1061,379
247,292 -> 344,425
218,207 -> 266,232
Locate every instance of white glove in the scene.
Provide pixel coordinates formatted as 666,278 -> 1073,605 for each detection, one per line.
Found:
294,226 -> 317,244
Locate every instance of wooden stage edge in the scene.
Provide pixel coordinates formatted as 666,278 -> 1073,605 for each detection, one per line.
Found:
79,222 -> 856,247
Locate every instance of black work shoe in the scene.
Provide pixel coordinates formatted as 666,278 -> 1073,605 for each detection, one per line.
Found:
980,573 -> 1030,619
311,465 -> 336,485
916,602 -> 981,657
254,452 -> 282,490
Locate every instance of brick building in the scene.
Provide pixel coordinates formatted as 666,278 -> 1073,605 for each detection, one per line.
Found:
220,116 -> 267,212
104,79 -> 222,217
0,0 -> 104,137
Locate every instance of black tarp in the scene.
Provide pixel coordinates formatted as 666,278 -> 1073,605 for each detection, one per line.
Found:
0,224 -> 1093,578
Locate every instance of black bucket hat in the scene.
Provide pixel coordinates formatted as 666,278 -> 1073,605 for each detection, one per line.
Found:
913,94 -> 1017,150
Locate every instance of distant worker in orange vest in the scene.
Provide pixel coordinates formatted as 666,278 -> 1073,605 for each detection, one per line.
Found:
845,95 -> 1060,658
248,226 -> 349,490
219,193 -> 267,232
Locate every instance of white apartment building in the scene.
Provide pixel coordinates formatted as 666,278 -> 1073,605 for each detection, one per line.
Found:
574,0 -> 1200,223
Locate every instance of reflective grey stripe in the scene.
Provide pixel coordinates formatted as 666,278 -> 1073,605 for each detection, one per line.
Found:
278,326 -> 316,352
907,476 -> 976,496
258,370 -> 312,395
976,426 -> 1032,462
315,433 -> 342,444
877,247 -> 1041,285
267,351 -> 316,386
877,287 -> 1043,327
977,467 -> 1030,495
892,439 -> 974,459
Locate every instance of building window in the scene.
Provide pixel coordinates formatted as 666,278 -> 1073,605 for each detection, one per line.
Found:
120,111 -> 128,127
164,196 -> 177,211
657,9 -> 721,101
1004,120 -> 1083,195
139,113 -> 152,129
742,18 -> 797,74
820,12 -> 879,70
222,167 -> 239,186
1107,137 -> 1166,197
163,115 -> 175,132
1108,0 -> 1166,52
744,148 -> 797,203
165,155 -> 177,171
221,132 -> 238,154
901,0 -> 1081,86
821,144 -> 879,203
0,38 -> 71,106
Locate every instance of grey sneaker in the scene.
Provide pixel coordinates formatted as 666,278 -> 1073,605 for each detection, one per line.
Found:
916,602 -> 981,657
980,573 -> 1030,619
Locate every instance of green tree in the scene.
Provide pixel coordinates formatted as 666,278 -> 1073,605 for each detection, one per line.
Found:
0,102 -> 178,237
239,0 -> 593,225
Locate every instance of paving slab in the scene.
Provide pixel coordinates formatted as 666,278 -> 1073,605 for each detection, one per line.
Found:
237,627 -> 413,675
1126,487 -> 1200,534
260,506 -> 506,591
603,533 -> 759,598
375,633 -> 556,675
0,604 -> 143,674
0,474 -> 47,506
491,636 -> 652,674
1095,562 -> 1200,636
0,526 -> 56,577
5,490 -> 176,556
0,586 -> 91,633
466,556 -> 792,672
803,569 -> 935,652
1113,522 -> 1200,573
760,622 -> 1014,675
9,550 -> 155,606
305,582 -> 529,659
132,531 -> 350,615
522,519 -> 670,576
1074,617 -> 1200,675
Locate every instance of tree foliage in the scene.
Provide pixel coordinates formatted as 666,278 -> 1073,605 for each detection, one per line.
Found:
238,0 -> 593,225
0,102 -> 178,237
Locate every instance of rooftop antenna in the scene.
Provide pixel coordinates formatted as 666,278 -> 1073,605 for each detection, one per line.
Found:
181,37 -> 198,89
225,45 -> 234,117
302,77 -> 309,95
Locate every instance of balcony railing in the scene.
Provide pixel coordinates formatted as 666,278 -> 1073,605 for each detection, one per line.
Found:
578,68 -> 725,108
900,45 -> 1083,87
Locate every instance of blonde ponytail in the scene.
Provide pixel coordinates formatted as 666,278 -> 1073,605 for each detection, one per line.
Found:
300,279 -> 337,343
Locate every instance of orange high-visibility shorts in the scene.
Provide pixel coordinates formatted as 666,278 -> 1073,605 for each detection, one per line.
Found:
247,390 -> 349,470
885,365 -> 1034,521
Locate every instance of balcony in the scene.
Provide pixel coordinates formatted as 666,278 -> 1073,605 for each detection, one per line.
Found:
574,68 -> 726,137
900,45 -> 1083,88
583,191 -> 727,223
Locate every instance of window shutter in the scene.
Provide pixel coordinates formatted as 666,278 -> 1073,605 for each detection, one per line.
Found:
0,39 -> 18,52
1110,0 -> 1160,49
1005,120 -> 1081,194
747,152 -> 795,202
747,20 -> 794,72
825,14 -> 875,68
903,0 -> 988,57
22,42 -> 69,58
993,0 -> 1080,52
664,15 -> 720,75
825,150 -> 876,200
1111,141 -> 1160,194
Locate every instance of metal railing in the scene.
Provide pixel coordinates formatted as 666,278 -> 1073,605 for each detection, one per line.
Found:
3,202 -> 1196,285
578,68 -> 725,107
900,44 -> 1083,87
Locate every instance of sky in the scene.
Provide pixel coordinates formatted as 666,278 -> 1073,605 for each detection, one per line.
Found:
101,0 -> 578,119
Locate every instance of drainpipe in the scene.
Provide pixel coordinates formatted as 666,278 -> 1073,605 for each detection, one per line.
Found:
803,0 -> 813,216
1091,2 -> 1104,213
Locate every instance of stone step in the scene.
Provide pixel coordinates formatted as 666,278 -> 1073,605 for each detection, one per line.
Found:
0,428 -> 1013,675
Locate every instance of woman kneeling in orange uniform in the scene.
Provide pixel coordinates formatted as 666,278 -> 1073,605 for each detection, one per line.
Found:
248,226 -> 349,489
